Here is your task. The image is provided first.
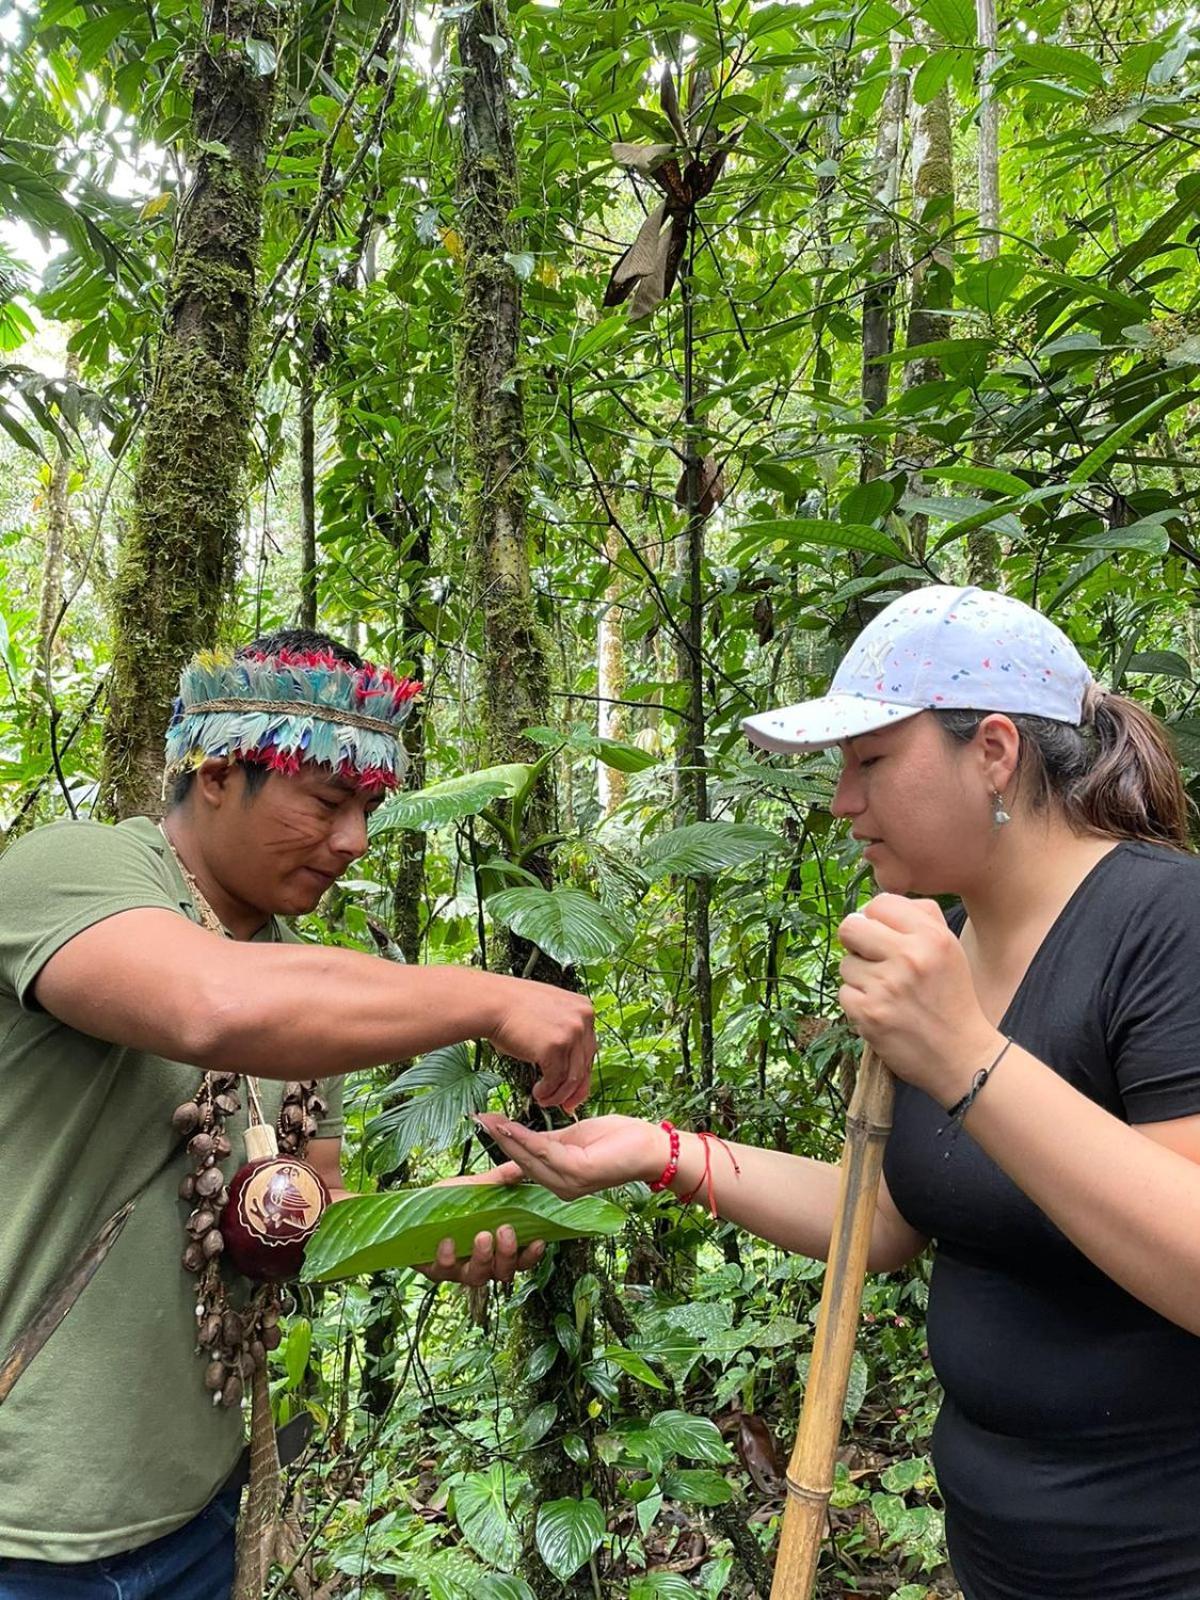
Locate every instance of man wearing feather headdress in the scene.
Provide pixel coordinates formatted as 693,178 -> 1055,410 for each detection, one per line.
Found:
0,628 -> 594,1598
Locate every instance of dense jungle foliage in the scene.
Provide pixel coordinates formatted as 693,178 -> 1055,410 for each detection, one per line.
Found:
1,0 -> 1198,1592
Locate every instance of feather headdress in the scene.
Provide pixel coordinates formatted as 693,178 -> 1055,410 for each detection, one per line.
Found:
165,648 -> 422,791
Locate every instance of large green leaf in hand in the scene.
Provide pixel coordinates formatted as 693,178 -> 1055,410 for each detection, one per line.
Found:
303,1184 -> 625,1281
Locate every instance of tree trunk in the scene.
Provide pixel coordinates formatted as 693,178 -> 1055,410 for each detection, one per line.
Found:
298,348 -> 317,629
860,44 -> 907,481
35,362 -> 76,712
597,524 -> 626,816
455,6 -> 591,1593
976,0 -> 1001,262
677,243 -> 715,1110
903,23 -> 955,559
101,0 -> 275,819
966,0 -> 1004,586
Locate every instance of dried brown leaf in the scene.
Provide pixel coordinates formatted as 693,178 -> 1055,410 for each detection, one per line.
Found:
628,216 -> 674,320
614,203 -> 667,283
612,141 -> 674,174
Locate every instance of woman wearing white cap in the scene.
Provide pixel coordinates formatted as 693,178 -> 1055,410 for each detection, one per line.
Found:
477,584 -> 1200,1600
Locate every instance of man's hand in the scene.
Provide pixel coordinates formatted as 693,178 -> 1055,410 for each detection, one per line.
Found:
413,1169 -> 543,1285
485,979 -> 596,1113
418,1225 -> 545,1286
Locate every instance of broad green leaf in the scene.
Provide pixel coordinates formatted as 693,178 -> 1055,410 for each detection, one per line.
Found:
642,822 -> 784,879
643,1410 -> 732,1464
1013,41 -> 1105,89
535,1497 -> 606,1580
956,257 -> 1025,314
903,492 -> 1022,538
303,1185 -> 626,1281
729,519 -> 906,563
880,1454 -> 933,1494
536,724 -> 657,771
634,1491 -> 664,1540
526,1342 -> 559,1381
367,1043 -> 499,1160
839,478 -> 896,525
1067,398 -> 1184,485
630,1575 -> 696,1600
1071,521 -> 1170,555
915,0 -> 975,45
912,49 -> 955,105
477,1579 -> 537,1600
487,886 -> 631,966
514,1401 -> 558,1450
593,735 -> 658,772
934,465 -> 1031,496
870,337 -> 996,366
370,763 -> 532,835
283,1318 -> 312,1389
244,36 -> 277,75
661,1468 -> 734,1506
930,483 -> 1074,551
1127,650 -> 1192,680
455,1463 -> 523,1569
603,1345 -> 669,1390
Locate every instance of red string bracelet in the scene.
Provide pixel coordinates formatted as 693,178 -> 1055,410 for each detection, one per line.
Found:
678,1130 -> 742,1217
648,1120 -> 681,1192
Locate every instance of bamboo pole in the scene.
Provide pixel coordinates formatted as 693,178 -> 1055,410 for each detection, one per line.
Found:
770,1045 -> 895,1598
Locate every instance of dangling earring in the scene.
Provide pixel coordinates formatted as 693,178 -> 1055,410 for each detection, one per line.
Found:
991,788 -> 1011,827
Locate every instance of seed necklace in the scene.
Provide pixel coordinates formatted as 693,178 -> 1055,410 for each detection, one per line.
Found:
159,824 -> 329,1408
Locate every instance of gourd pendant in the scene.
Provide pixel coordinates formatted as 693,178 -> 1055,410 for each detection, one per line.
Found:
222,1123 -> 329,1281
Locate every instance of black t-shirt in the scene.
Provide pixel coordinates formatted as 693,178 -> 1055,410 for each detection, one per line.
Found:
883,841 -> 1200,1600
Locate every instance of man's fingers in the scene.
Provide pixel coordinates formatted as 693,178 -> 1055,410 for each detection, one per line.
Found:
491,1224 -> 519,1282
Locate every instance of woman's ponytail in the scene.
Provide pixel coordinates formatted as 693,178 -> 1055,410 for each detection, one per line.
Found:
1071,685 -> 1189,850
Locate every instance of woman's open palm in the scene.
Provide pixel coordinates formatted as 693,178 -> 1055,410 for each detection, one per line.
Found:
471,1112 -> 662,1199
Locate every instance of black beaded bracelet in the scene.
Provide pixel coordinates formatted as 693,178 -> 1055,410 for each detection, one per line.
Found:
936,1036 -> 1014,1151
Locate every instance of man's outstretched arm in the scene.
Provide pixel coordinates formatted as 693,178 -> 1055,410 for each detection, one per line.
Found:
34,908 -> 593,1110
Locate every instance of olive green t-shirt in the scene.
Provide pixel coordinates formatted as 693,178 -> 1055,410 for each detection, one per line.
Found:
0,816 -> 343,1561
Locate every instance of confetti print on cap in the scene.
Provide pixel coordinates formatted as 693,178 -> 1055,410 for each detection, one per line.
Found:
742,585 -> 1093,753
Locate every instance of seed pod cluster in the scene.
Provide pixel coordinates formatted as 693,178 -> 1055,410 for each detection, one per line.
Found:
194,1282 -> 280,1407
174,1067 -> 325,1405
175,1072 -> 239,1279
277,1080 -> 325,1154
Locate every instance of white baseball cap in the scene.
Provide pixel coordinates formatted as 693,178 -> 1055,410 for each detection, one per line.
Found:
743,585 -> 1093,754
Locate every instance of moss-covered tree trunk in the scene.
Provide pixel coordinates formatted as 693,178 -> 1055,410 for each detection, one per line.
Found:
298,348 -> 317,629
860,45 -> 907,480
902,24 -> 955,561
455,5 -> 592,1595
101,1 -> 275,819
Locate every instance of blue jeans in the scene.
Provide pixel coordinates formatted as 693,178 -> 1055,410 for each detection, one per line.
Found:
0,1486 -> 239,1599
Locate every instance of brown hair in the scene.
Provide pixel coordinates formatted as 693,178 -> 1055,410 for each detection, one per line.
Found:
936,685 -> 1191,850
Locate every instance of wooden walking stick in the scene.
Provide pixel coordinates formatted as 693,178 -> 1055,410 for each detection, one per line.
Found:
770,1044 -> 895,1598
